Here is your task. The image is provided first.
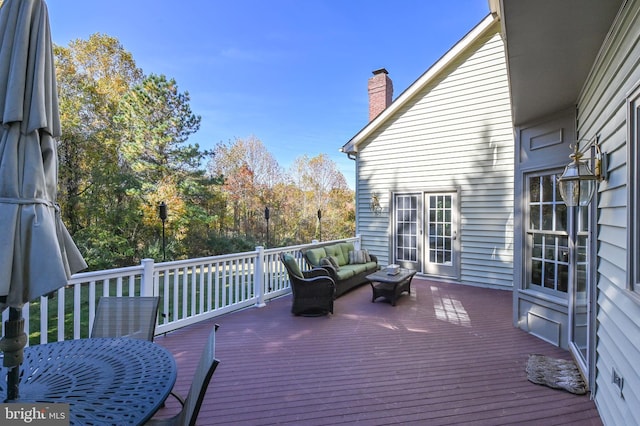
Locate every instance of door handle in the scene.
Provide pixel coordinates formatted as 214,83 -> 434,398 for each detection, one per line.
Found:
452,231 -> 457,240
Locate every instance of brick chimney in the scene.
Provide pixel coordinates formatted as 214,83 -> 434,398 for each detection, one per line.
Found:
368,68 -> 393,121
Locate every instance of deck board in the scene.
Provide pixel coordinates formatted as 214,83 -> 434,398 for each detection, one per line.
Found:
153,278 -> 602,425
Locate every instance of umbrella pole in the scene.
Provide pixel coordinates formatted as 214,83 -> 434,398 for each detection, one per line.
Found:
0,307 -> 27,401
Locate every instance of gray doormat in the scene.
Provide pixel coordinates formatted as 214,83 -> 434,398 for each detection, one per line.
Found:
526,354 -> 588,395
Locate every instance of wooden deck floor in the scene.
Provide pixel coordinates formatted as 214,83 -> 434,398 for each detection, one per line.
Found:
153,278 -> 602,425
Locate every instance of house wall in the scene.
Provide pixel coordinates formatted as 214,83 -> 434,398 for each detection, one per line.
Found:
577,0 -> 640,423
356,21 -> 514,289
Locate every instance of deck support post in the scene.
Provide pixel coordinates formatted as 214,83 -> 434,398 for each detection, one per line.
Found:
255,246 -> 266,307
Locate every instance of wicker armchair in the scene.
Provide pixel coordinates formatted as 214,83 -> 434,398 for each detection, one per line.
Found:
280,253 -> 336,316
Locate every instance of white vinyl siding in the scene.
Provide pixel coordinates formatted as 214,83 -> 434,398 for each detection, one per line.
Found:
577,0 -> 640,423
357,22 -> 514,289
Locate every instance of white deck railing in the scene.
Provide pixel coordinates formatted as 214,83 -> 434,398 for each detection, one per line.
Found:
6,236 -> 362,345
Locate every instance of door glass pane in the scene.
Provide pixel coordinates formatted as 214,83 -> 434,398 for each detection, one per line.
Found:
395,195 -> 418,262
427,195 -> 453,266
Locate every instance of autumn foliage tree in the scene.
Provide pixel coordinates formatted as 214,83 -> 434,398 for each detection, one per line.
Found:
55,34 -> 146,268
208,137 -> 284,246
54,34 -> 354,269
289,154 -> 352,242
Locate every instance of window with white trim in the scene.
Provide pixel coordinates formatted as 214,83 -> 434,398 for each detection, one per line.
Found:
527,174 -> 569,293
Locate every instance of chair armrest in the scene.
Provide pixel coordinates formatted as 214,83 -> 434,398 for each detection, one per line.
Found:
167,390 -> 186,407
311,264 -> 340,281
291,275 -> 336,298
303,268 -> 330,279
148,390 -> 185,425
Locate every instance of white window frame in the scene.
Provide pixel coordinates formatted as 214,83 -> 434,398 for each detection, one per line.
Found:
526,172 -> 570,296
628,85 -> 640,294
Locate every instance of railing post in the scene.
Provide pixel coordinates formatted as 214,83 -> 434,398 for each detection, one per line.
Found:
255,247 -> 266,307
354,234 -> 362,250
141,258 -> 155,296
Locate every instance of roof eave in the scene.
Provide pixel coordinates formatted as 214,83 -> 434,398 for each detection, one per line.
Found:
497,0 -> 624,126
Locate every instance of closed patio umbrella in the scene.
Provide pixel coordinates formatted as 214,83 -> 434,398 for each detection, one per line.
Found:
0,0 -> 87,400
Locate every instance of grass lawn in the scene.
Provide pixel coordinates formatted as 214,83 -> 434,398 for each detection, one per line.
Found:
25,268 -> 257,345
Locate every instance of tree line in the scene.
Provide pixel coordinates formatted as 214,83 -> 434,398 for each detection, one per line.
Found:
54,34 -> 354,270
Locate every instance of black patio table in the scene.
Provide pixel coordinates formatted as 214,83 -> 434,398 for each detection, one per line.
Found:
367,268 -> 417,306
0,337 -> 176,425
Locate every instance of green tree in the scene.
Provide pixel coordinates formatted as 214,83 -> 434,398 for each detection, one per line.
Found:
55,34 -> 219,267
115,73 -> 214,259
55,34 -> 146,267
55,34 -> 143,235
54,33 -> 354,267
116,74 -> 202,187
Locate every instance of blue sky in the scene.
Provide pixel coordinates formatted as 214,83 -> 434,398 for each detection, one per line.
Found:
46,0 -> 490,188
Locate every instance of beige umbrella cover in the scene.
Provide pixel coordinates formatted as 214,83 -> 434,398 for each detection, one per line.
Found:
0,0 -> 87,309
0,0 -> 87,399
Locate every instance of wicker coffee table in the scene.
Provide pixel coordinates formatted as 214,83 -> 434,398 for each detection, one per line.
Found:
367,268 -> 417,306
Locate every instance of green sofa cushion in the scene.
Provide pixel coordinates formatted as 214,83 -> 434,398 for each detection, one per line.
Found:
305,247 -> 327,267
364,261 -> 377,270
339,243 -> 355,264
335,267 -> 356,280
347,263 -> 369,275
282,253 -> 303,278
340,262 -> 374,275
325,245 -> 347,266
335,260 -> 377,279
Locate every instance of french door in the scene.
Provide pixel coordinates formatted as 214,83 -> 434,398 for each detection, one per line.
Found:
393,191 -> 459,278
394,194 -> 421,271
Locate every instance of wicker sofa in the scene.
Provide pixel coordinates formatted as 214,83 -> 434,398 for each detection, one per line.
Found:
302,242 -> 378,298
